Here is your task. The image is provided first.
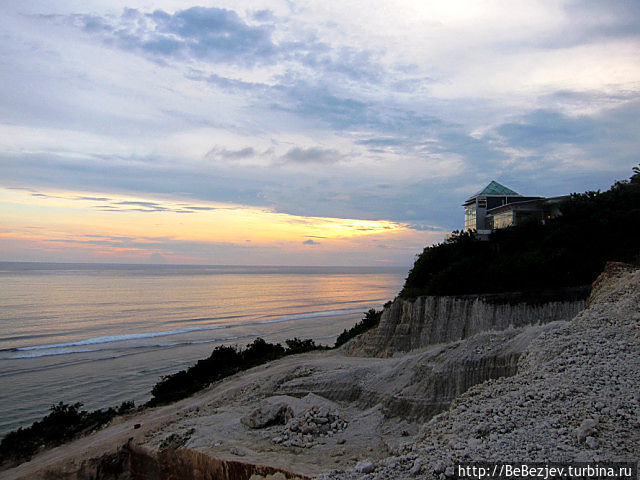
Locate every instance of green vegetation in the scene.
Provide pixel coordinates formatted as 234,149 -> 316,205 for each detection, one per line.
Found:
1,308 -> 384,465
401,166 -> 640,298
149,310 -> 388,407
147,337 -> 328,407
0,401 -> 135,465
334,308 -> 383,347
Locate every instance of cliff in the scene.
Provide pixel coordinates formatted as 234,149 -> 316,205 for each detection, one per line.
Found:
347,287 -> 589,357
278,322 -> 558,420
320,262 -> 640,479
4,266 -> 636,480
2,323 -> 562,480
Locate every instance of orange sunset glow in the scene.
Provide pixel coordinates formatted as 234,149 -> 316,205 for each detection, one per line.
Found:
0,188 -> 441,265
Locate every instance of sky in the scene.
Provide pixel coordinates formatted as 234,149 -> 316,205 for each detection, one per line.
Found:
1,0 -> 639,266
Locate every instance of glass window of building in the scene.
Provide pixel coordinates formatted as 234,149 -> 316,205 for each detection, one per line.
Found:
465,205 -> 477,230
492,211 -> 514,229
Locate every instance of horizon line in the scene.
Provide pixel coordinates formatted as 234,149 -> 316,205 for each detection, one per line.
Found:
0,260 -> 411,269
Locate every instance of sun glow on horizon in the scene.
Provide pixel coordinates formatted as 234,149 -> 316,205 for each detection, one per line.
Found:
0,187 -> 438,265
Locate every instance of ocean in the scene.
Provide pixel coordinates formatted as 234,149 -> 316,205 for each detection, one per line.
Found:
0,262 -> 406,438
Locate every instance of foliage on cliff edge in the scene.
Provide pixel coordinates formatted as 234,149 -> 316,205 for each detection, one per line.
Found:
401,167 -> 640,298
0,401 -> 135,465
334,308 -> 382,348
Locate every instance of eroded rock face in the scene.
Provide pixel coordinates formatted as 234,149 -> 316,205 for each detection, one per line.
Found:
278,323 -> 559,421
347,287 -> 589,357
38,443 -> 309,480
319,264 -> 640,480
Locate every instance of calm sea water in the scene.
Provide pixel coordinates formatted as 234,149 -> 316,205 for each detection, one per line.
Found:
0,262 -> 406,437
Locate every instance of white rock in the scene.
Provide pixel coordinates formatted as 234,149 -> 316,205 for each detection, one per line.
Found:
355,461 -> 375,474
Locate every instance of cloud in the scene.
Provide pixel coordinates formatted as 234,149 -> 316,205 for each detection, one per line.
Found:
538,0 -> 640,49
181,206 -> 217,211
69,7 -> 277,66
356,138 -> 405,148
31,192 -> 63,199
294,45 -> 383,83
492,100 -> 640,167
271,83 -> 371,130
75,196 -> 112,202
193,72 -> 268,92
406,224 -> 445,232
2,1 -> 639,247
116,200 -> 168,210
302,239 -> 320,245
252,10 -> 276,22
65,6 -> 386,83
282,147 -> 340,164
206,146 -> 256,161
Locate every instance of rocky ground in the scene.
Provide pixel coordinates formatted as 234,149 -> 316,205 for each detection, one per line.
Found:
2,263 -> 637,480
319,263 -> 640,479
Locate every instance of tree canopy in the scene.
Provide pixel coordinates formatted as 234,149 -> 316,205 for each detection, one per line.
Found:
401,167 -> 640,298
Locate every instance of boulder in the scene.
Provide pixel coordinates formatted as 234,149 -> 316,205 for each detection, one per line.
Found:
241,403 -> 294,429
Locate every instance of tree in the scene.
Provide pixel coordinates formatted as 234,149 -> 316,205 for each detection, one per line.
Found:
631,163 -> 640,184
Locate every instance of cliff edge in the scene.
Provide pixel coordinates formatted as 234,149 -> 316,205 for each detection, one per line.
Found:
321,262 -> 640,479
347,287 -> 588,357
3,264 -> 636,480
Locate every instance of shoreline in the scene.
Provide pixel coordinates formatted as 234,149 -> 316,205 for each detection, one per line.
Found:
0,310 -> 371,440
0,310 -> 383,465
3,265 -> 638,479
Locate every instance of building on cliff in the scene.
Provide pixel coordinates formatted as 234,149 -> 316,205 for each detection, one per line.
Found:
463,180 -> 567,238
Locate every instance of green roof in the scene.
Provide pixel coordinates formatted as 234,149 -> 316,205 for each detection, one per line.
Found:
473,180 -> 521,197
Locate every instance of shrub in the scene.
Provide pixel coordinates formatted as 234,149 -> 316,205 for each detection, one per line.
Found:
147,337 -> 327,407
334,309 -> 382,348
0,400 -> 134,464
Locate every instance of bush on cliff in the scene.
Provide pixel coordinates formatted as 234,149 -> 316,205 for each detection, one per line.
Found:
0,401 -> 135,465
1,336 -> 331,463
334,308 -> 383,348
401,167 -> 640,298
148,337 -> 326,406
148,308 -> 384,407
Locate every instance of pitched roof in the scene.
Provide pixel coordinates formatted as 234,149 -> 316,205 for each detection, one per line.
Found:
473,180 -> 521,197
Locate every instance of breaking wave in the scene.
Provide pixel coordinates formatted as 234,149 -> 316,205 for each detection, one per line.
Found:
5,308 -> 364,359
